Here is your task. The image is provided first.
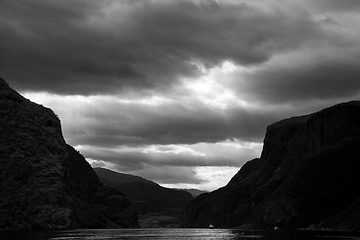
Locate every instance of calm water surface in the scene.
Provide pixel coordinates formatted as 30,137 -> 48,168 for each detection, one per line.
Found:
1,228 -> 360,240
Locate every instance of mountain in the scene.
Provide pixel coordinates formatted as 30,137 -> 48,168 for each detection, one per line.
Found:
185,101 -> 360,231
176,189 -> 209,198
94,167 -> 193,214
94,167 -> 157,186
94,167 -> 193,227
0,78 -> 138,230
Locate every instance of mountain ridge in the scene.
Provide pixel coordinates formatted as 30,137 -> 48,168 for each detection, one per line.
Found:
94,167 -> 193,214
0,77 -> 138,230
94,167 -> 193,228
174,189 -> 209,198
185,100 -> 360,231
93,167 -> 208,197
94,167 -> 158,186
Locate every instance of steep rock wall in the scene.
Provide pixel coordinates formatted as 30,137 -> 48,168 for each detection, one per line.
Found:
0,78 -> 138,230
185,101 -> 360,231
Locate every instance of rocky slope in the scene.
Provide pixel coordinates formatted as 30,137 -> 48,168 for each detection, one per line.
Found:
185,101 -> 360,231
0,78 -> 138,230
94,168 -> 193,227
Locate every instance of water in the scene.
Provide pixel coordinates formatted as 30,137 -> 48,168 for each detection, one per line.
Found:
1,228 -> 360,240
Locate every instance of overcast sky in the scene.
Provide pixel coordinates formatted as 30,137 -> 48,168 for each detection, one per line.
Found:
2,0 -> 360,191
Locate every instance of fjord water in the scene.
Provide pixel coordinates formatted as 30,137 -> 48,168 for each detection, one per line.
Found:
2,229 -> 360,240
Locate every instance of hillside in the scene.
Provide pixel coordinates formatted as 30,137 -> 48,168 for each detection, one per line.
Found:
185,101 -> 360,231
177,189 -> 209,198
94,167 -> 193,227
0,78 -> 138,230
94,167 -> 157,186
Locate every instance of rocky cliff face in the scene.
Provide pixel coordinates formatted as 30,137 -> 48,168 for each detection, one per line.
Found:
185,101 -> 360,231
0,78 -> 138,230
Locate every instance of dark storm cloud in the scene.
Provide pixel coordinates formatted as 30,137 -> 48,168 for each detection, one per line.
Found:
0,0 -> 330,94
226,49 -> 360,105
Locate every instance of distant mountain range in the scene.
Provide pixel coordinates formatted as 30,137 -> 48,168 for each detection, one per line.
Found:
94,168 -> 193,227
174,188 -> 208,197
0,78 -> 138,230
185,101 -> 360,232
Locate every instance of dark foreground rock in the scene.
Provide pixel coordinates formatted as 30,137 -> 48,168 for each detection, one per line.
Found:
94,167 -> 193,228
0,78 -> 138,230
185,101 -> 360,231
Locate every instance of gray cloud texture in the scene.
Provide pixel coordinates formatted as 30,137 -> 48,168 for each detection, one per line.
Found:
223,49 -> 360,105
63,100 -> 272,146
81,143 -> 259,169
310,0 -> 360,12
1,0 -> 335,95
38,92 -> 300,149
4,0 -> 360,189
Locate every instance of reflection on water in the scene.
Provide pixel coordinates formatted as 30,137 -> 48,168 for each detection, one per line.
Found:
1,228 -> 360,240
54,229 -> 239,240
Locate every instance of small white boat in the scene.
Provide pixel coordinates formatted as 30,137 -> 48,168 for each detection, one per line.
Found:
209,224 -> 215,229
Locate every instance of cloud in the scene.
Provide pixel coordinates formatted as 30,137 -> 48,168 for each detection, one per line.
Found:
83,140 -> 262,186
89,156 -> 208,185
24,89 -> 265,189
9,0 -> 360,190
24,92 -> 286,147
221,48 -> 360,106
309,0 -> 360,13
79,141 -> 261,168
90,160 -> 107,168
1,0 -> 333,95
130,165 -> 208,185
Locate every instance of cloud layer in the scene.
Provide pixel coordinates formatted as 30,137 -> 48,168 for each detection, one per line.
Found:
1,0 -> 343,94
4,0 -> 360,190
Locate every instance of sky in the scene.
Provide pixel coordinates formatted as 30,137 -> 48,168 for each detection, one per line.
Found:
1,0 -> 360,191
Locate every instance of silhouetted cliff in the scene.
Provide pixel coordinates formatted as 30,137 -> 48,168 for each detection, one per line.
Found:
0,78 -> 138,230
185,101 -> 360,231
